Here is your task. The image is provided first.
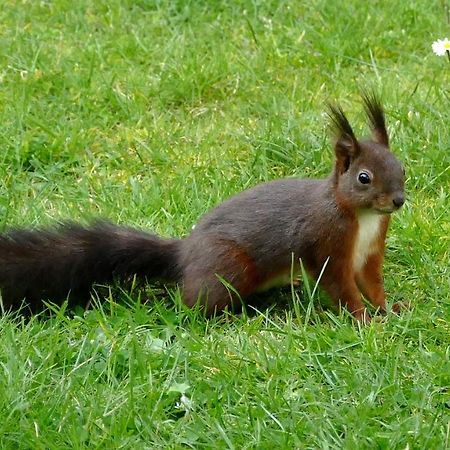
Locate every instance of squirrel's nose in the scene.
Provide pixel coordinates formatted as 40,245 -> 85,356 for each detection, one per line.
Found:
393,195 -> 405,208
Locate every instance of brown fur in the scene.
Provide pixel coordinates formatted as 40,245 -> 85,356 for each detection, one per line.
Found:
182,238 -> 261,314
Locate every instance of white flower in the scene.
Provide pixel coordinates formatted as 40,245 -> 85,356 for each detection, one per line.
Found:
176,394 -> 193,414
432,38 -> 450,56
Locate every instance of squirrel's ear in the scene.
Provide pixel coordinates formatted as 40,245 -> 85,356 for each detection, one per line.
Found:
334,137 -> 360,174
327,103 -> 360,173
362,91 -> 389,147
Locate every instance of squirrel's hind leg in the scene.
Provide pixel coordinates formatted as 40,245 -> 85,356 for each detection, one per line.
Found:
180,238 -> 261,315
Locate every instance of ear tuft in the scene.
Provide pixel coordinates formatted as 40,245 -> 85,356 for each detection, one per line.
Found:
361,91 -> 389,146
327,103 -> 360,173
327,104 -> 357,142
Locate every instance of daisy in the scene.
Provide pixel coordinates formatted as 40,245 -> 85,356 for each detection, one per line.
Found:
432,38 -> 450,61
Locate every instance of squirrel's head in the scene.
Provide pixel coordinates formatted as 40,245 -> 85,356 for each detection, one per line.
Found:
328,93 -> 405,215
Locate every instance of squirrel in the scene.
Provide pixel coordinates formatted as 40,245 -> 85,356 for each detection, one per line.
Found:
0,93 -> 405,322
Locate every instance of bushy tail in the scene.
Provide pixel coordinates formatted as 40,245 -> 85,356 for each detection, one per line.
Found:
0,221 -> 181,312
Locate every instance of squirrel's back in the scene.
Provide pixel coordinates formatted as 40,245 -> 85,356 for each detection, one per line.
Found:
187,177 -> 336,270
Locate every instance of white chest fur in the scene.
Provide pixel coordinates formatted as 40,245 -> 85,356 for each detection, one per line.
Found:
353,212 -> 383,273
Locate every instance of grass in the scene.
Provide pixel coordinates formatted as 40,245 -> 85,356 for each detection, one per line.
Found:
0,0 -> 449,448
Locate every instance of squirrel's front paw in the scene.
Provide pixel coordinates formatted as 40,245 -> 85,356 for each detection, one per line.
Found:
354,309 -> 372,324
392,301 -> 411,314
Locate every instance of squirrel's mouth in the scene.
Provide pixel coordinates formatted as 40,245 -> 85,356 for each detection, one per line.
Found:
373,194 -> 405,214
374,207 -> 398,215
372,206 -> 393,214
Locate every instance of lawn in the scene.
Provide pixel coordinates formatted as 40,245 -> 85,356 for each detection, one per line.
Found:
0,0 -> 449,448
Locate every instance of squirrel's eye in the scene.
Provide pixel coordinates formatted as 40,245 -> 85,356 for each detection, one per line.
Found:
358,171 -> 371,184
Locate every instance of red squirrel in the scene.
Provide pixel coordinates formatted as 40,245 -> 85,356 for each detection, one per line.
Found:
0,93 -> 405,322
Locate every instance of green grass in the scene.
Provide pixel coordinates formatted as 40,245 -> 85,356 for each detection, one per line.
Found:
0,0 -> 449,448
